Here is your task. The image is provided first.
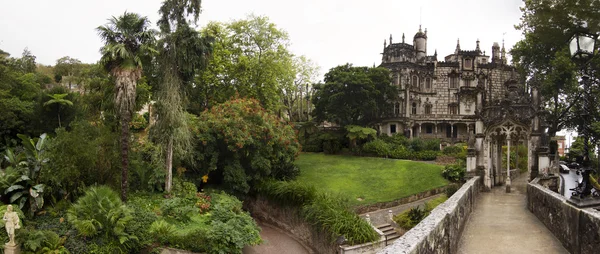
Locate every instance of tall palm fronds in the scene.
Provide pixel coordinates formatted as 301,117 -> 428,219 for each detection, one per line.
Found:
96,12 -> 156,201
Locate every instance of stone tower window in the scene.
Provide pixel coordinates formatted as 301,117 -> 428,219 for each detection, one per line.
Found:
464,79 -> 471,87
390,124 -> 397,134
412,75 -> 418,89
394,102 -> 401,115
448,104 -> 458,115
425,104 -> 432,115
412,102 -> 417,115
464,58 -> 472,69
450,76 -> 458,88
425,78 -> 432,90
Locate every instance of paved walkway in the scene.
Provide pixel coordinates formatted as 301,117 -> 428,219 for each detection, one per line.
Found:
242,221 -> 310,254
457,175 -> 568,254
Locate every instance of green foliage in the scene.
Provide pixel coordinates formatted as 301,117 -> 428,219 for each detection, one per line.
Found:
171,178 -> 197,199
18,229 -> 69,254
320,131 -> 344,155
148,220 -> 177,245
393,195 -> 448,230
362,139 -> 392,157
302,193 -> 379,245
189,98 -> 300,194
44,121 -> 121,201
129,113 -> 148,131
129,138 -> 165,192
442,162 -> 466,182
256,180 -> 378,245
67,186 -> 137,248
442,145 -> 464,155
160,197 -> 198,223
445,183 -> 460,197
257,180 -> 317,207
312,64 -> 397,126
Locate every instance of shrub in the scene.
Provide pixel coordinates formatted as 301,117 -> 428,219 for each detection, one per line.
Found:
257,180 -> 317,207
442,163 -> 466,182
445,183 -> 460,197
189,98 -> 300,195
195,192 -> 212,214
394,195 -> 448,231
302,193 -> 379,245
389,146 -> 411,159
127,202 -> 159,252
380,133 -> 408,147
130,113 -> 148,131
442,145 -> 463,155
148,220 -> 177,245
321,132 -> 343,154
18,229 -> 69,254
160,197 -> 198,223
171,178 -> 197,199
362,139 -> 392,157
415,150 -> 439,161
67,186 -> 137,248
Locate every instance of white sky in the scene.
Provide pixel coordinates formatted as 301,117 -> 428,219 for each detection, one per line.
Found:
0,0 -> 525,81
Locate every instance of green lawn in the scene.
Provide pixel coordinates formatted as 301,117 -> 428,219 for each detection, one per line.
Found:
294,153 -> 449,206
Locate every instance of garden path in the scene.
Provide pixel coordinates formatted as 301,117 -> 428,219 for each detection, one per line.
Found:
242,221 -> 311,254
456,174 -> 567,253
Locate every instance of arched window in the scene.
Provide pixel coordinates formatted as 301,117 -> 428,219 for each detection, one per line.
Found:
395,102 -> 401,115
425,78 -> 432,90
450,77 -> 458,88
412,102 -> 417,115
425,104 -> 432,115
412,76 -> 418,88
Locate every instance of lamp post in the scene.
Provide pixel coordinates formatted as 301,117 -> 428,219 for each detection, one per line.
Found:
567,27 -> 598,204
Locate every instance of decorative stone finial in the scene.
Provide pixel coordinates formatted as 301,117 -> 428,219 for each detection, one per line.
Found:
402,33 -> 405,43
384,39 -> 387,48
390,34 -> 393,44
476,39 -> 481,52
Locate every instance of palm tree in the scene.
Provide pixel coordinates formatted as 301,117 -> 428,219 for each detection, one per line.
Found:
43,93 -> 73,128
96,12 -> 156,201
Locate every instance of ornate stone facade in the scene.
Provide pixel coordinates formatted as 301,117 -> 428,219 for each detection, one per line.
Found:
378,26 -> 515,145
378,27 -> 548,189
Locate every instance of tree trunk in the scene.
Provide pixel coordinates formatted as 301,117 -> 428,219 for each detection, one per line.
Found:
120,112 -> 131,202
165,137 -> 173,193
57,107 -> 62,128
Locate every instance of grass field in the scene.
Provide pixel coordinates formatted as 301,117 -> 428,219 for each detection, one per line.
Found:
294,153 -> 448,206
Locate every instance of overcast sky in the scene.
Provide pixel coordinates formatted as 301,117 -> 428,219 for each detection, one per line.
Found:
1,0 -> 525,80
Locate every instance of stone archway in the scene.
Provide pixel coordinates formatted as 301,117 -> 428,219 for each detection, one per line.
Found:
483,120 -> 530,191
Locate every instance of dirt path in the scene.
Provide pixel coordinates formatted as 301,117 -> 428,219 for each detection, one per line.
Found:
242,221 -> 310,254
456,175 -> 567,254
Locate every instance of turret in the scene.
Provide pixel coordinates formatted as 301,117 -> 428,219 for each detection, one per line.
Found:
455,38 -> 461,54
476,39 -> 481,52
501,40 -> 507,64
413,25 -> 427,60
492,42 -> 500,63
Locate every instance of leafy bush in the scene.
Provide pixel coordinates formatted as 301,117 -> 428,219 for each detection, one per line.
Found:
130,113 -> 148,131
66,186 -> 137,249
18,229 -> 69,254
257,180 -> 378,245
393,195 -> 448,230
148,220 -> 177,245
189,98 -> 300,195
445,183 -> 460,197
415,150 -> 439,161
127,202 -> 159,252
442,162 -> 466,182
130,139 -> 164,192
442,145 -> 463,155
302,193 -> 379,245
257,180 -> 317,207
321,132 -> 343,154
160,197 -> 198,223
362,139 -> 392,157
195,192 -> 212,214
171,178 -> 197,199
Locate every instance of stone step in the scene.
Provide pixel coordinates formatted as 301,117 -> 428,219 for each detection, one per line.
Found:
375,223 -> 392,229
386,234 -> 401,242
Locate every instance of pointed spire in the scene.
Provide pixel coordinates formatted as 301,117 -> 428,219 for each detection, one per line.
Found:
476,38 -> 481,52
390,34 -> 393,44
384,39 -> 387,48
402,33 -> 405,43
434,49 -> 437,56
455,38 -> 461,53
419,25 -> 422,33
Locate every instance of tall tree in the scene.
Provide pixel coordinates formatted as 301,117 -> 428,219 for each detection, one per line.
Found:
196,15 -> 296,112
312,64 -> 395,126
96,12 -> 156,201
512,0 -> 600,138
54,56 -> 83,90
154,0 -> 212,192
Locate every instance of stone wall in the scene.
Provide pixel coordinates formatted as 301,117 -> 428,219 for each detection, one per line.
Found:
377,176 -> 481,254
527,178 -> 600,254
244,196 -> 337,254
